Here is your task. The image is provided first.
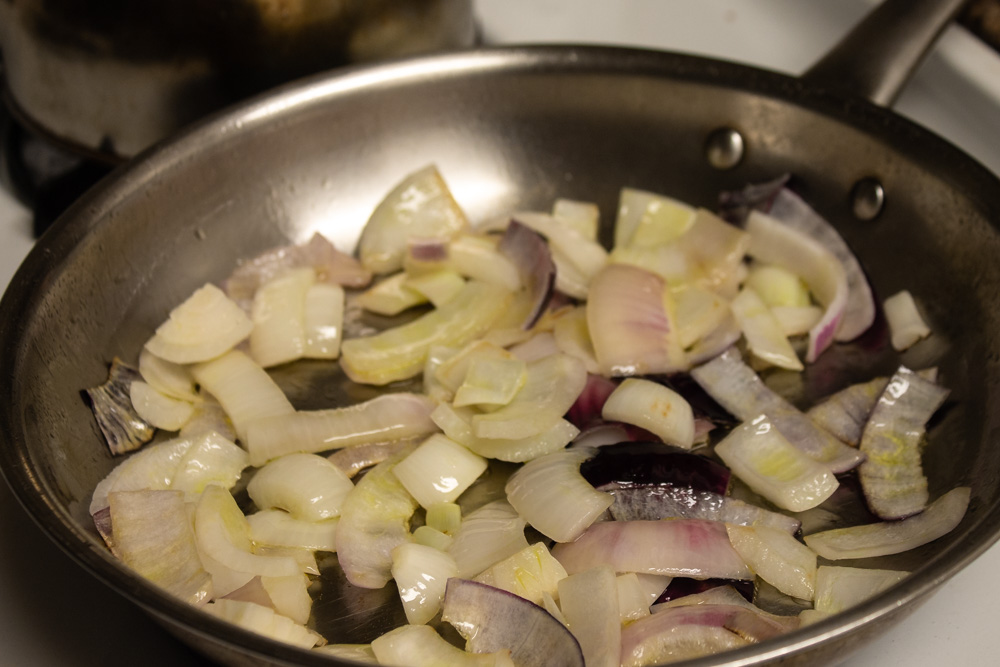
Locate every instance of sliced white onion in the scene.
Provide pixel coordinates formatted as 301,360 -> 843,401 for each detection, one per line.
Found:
746,211 -> 847,363
614,188 -> 695,249
371,624 -> 514,667
434,340 -> 514,393
813,566 -> 909,614
804,487 -> 970,560
260,573 -> 312,626
551,519 -> 752,580
745,263 -> 810,307
191,350 -> 294,443
413,525 -> 454,551
327,440 -> 415,479
453,356 -> 528,407
303,283 -> 344,359
335,450 -> 418,588
390,542 -> 459,625
550,245 -> 591,299
392,434 -> 487,508
714,416 -> 839,512
107,489 -> 212,605
340,280 -> 513,385
726,524 -> 817,601
552,306 -> 600,373
473,542 -> 568,605
505,448 -> 613,543
447,500 -> 529,579
248,452 -> 354,521
558,565 -> 621,667
448,234 -> 522,291
432,402 -> 579,463
508,332 -> 560,363
405,269 -> 467,307
587,264 -> 688,376
355,272 -> 428,315
169,430 -> 249,499
770,305 -> 824,337
246,392 -> 437,466
180,394 -> 237,441
617,573 -> 653,623
90,436 -> 195,515
358,164 -> 469,274
138,348 -> 199,402
672,283 -> 731,350
247,510 -> 338,552
145,284 -> 253,364
553,198 -> 600,242
204,599 -> 324,649
730,287 -> 804,371
883,290 -> 932,351
249,267 -> 314,368
510,211 -> 608,284
601,377 -> 695,449
130,380 -> 195,431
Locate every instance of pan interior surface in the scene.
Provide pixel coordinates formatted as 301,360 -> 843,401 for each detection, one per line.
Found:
3,47 -> 1000,666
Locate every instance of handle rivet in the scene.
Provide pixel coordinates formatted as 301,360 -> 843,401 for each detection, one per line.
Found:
705,128 -> 744,170
851,178 -> 885,221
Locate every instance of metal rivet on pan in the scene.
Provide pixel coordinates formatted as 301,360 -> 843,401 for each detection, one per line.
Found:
705,127 -> 744,170
851,178 -> 885,221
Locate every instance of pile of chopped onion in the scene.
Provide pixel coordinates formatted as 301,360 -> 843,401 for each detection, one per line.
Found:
85,165 -> 969,665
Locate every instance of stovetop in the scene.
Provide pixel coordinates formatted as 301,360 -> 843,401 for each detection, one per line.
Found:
2,1 -> 1000,665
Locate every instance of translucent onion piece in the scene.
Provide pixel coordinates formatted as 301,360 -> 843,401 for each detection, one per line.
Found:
340,280 -> 512,385
726,524 -> 817,601
415,526 -> 454,551
587,264 -> 688,376
685,312 -> 742,367
505,448 -> 612,543
614,188 -> 695,249
315,644 -> 377,663
191,350 -> 294,443
442,579 -> 585,667
673,283 -> 731,350
426,502 -> 462,534
807,377 -> 889,446
130,380 -> 195,431
770,305 -> 824,337
180,394 -> 237,441
859,366 -> 949,519
145,284 -> 253,364
558,565 -> 621,667
107,489 -> 212,605
303,283 -> 344,359
804,487 -> 970,560
372,624 -> 515,667
601,378 -> 695,448
509,212 -> 608,284
813,566 -> 909,614
448,234 -> 522,291
327,440 -> 415,479
358,164 -> 469,274
620,606 -> 759,666
497,221 -> 556,329
552,306 -> 600,374
714,416 -> 839,512
194,484 -> 299,578
335,450 -> 418,588
405,269 -> 467,307
435,340 -> 514,393
90,436 -> 194,515
170,431 -> 249,498
745,264 -> 810,308
552,519 -> 752,580
617,573 -> 653,623
453,356 -> 528,407
204,599 -> 323,649
86,357 -> 155,455
404,237 -> 450,273
224,232 -> 371,310
746,211 -> 847,362
250,267 -> 314,368
471,353 -> 587,440
246,392 -> 437,466
473,542 -> 568,605
222,576 -> 273,608
448,500 -> 530,579
391,542 -> 459,625
730,287 -> 804,371
550,245 -> 591,299
553,198 -> 600,241
355,272 -> 428,316
261,573 -> 312,625
138,348 -> 199,402
392,434 -> 487,509
883,290 -> 932,351
247,510 -> 338,551
691,347 -> 864,473
248,452 -> 354,521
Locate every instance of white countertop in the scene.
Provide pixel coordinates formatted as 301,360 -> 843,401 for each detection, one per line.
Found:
2,0 -> 999,664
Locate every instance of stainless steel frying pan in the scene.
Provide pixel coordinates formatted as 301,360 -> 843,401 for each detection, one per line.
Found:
2,0 -> 999,665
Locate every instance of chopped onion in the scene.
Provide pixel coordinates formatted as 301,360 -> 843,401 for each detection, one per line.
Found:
617,573 -> 653,623
413,525 -> 454,551
372,624 -> 515,667
86,357 -> 155,455
498,221 -> 557,329
448,234 -> 522,291
169,430 -> 249,498
553,198 -> 600,241
714,415 -> 839,512
651,585 -> 799,634
340,280 -> 513,385
247,452 -> 354,521
260,573 -> 312,625
393,434 -> 488,509
558,565 -> 621,667
505,448 -> 613,543
130,380 -> 195,431
883,290 -> 932,351
426,502 -> 462,534
813,566 -> 909,614
335,450 -> 418,588
358,164 -> 469,274
745,211 -> 847,362
90,436 -> 195,515
510,212 -> 608,285
246,392 -> 437,466
729,287 -> 803,371
620,606 -> 759,666
327,440 -> 415,479
614,188 -> 696,249
806,377 -> 889,446
672,283 -> 731,350
138,348 -> 199,402
859,366 -> 949,519
303,283 -> 344,359
552,306 -> 600,374
587,264 -> 688,376
191,350 -> 294,443
602,378 -> 695,448
315,644 -> 378,662
249,267 -> 314,368
770,305 -> 824,337
552,519 -> 752,580
145,284 -> 253,364
431,402 -> 578,463
474,542 -> 567,605
579,441 -> 730,495
442,579 -> 585,667
355,272 -> 429,315
448,500 -> 529,579
726,524 -> 816,601
508,332 -> 560,363
180,394 -> 237,441
390,542 -> 458,625
108,489 -> 212,605
745,263 -> 810,308
454,356 -> 528,407
204,599 -> 324,649
691,348 -> 864,473
405,269 -> 467,307
247,510 -> 338,551
804,487 -> 970,560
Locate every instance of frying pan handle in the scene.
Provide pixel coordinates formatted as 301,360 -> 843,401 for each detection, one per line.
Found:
802,0 -> 967,107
